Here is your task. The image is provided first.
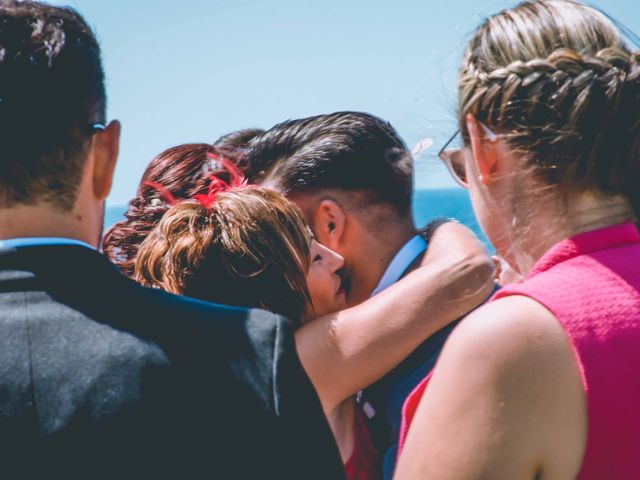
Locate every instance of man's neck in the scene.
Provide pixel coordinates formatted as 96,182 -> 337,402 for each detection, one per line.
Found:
345,223 -> 417,307
0,203 -> 99,248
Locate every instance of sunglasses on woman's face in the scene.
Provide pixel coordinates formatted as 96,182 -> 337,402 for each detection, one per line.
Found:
438,123 -> 497,189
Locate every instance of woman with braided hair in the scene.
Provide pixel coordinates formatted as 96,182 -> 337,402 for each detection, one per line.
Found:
395,1 -> 640,479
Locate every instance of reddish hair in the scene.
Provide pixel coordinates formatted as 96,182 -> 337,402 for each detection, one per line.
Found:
103,129 -> 265,277
103,143 -> 220,276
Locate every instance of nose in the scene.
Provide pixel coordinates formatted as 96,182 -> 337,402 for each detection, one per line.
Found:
320,243 -> 344,273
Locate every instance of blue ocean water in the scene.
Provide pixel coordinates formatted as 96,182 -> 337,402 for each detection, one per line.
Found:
104,204 -> 127,230
105,188 -> 491,249
412,188 -> 490,249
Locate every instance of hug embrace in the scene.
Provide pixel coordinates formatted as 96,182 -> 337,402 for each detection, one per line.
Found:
0,1 -> 638,479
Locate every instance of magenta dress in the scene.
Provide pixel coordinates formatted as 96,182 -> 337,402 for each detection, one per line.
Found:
398,222 -> 640,479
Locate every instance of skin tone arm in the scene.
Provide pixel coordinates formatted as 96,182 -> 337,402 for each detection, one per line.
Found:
296,221 -> 496,413
394,295 -> 587,480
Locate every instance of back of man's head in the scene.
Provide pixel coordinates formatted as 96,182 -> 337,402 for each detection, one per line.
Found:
244,111 -> 413,217
0,1 -> 105,211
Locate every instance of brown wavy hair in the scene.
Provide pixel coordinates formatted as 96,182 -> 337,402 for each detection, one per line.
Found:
459,0 -> 640,218
134,188 -> 312,323
103,143 -> 218,276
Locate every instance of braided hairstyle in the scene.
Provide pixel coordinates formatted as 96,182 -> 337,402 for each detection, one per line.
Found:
459,0 -> 640,218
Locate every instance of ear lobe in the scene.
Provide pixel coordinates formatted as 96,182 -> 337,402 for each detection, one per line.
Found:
91,120 -> 120,201
313,199 -> 345,251
465,114 -> 496,185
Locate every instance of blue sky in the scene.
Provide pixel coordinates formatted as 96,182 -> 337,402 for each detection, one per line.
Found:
54,0 -> 640,205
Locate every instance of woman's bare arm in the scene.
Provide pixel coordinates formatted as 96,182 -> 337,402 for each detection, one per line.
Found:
296,221 -> 495,413
394,296 -> 586,480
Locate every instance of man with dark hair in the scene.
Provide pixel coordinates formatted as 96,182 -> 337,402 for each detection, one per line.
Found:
214,127 -> 265,172
244,111 -> 488,478
0,2 -> 344,478
245,112 -> 415,306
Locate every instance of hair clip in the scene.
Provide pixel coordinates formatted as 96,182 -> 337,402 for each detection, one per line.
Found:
143,154 -> 249,211
192,154 -> 249,209
143,181 -> 179,206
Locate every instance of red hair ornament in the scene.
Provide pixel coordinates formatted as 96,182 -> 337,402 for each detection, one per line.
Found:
144,153 -> 249,209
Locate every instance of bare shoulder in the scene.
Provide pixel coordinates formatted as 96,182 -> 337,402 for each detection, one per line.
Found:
443,295 -> 573,375
397,295 -> 586,479
438,294 -> 587,419
419,294 -> 587,479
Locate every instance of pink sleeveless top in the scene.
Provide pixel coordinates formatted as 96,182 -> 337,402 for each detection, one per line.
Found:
398,222 -> 640,479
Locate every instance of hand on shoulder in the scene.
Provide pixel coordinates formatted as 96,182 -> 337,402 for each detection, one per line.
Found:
419,220 -> 496,306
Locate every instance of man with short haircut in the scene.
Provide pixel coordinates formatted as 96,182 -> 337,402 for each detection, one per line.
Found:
0,2 -> 344,478
244,112 -> 487,478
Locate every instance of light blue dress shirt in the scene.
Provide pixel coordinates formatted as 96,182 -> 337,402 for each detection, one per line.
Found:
0,237 -> 95,250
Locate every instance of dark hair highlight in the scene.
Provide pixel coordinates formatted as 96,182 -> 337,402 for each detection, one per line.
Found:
243,112 -> 414,215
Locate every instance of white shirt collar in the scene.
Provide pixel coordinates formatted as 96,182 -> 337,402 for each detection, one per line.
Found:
371,234 -> 427,297
0,237 -> 95,251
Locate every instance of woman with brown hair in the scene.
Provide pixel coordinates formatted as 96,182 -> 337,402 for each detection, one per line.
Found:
134,187 -> 338,324
103,128 -> 262,277
103,143 -> 217,277
104,143 -> 494,479
395,1 -> 640,479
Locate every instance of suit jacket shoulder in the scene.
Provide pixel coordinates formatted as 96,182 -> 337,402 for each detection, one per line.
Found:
0,244 -> 344,479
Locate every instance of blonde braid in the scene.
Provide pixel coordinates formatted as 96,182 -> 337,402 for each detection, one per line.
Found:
462,48 -> 638,125
458,1 -> 640,215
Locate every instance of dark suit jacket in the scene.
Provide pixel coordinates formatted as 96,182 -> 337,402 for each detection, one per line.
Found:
360,244 -> 458,480
0,244 -> 345,479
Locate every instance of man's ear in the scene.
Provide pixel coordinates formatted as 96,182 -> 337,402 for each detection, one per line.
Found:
91,120 -> 120,201
465,114 -> 497,185
312,199 -> 346,251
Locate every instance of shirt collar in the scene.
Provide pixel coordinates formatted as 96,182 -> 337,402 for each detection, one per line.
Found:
371,234 -> 427,297
0,237 -> 95,251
